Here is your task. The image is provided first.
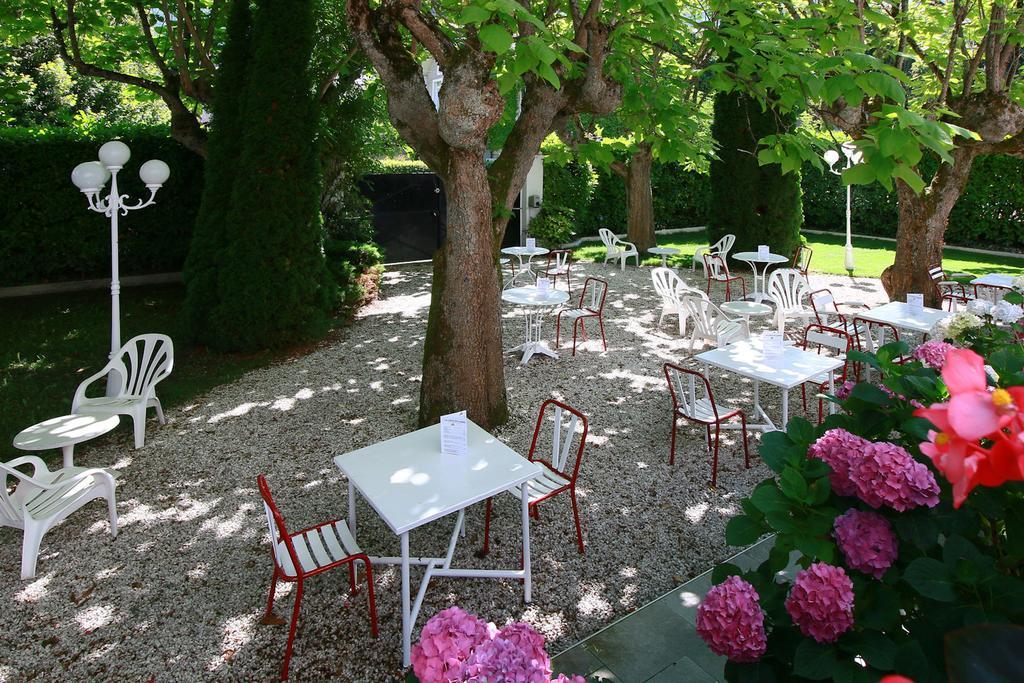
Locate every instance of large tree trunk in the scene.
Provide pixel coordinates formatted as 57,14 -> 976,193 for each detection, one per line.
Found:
418,150 -> 508,428
882,149 -> 977,304
624,144 -> 656,252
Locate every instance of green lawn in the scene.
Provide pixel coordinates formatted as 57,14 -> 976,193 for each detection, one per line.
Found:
0,285 -> 344,459
573,229 -> 1024,278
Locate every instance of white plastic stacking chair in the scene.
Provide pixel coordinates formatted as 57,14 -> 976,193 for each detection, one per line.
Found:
72,334 -> 173,448
682,296 -> 749,352
598,228 -> 639,271
651,267 -> 707,336
0,456 -> 118,579
767,268 -> 812,336
692,233 -> 736,273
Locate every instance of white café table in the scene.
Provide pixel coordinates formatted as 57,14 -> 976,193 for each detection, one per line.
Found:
502,286 -> 570,364
648,246 -> 680,267
722,300 -> 773,327
501,246 -> 549,289
334,421 -> 542,667
856,301 -> 949,338
971,273 -> 1015,302
732,251 -> 790,304
13,414 -> 121,468
695,339 -> 843,431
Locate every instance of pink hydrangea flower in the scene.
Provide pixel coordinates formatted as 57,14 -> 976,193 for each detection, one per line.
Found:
458,635 -> 548,683
552,676 -> 586,683
412,607 -> 493,683
879,384 -> 926,409
833,509 -> 899,579
808,429 -> 870,497
496,622 -> 550,677
912,340 -> 956,370
785,563 -> 855,643
696,576 -> 768,662
849,441 -> 940,511
834,380 -> 856,400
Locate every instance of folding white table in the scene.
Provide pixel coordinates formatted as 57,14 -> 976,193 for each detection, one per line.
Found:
695,340 -> 844,431
334,421 -> 542,667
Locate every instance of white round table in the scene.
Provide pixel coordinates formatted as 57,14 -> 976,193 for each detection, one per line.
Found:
501,286 -> 570,364
13,414 -> 121,468
648,247 -> 680,267
732,251 -> 789,304
722,300 -> 773,327
501,246 -> 549,289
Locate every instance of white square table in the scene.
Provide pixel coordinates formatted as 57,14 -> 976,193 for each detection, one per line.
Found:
856,301 -> 949,335
334,421 -> 543,667
971,273 -> 1015,302
695,340 -> 844,430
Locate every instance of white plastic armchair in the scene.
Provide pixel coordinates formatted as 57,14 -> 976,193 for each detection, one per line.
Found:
682,296 -> 749,352
692,233 -> 736,273
598,228 -> 640,271
767,268 -> 812,336
651,267 -> 708,336
0,456 -> 119,579
72,333 -> 173,448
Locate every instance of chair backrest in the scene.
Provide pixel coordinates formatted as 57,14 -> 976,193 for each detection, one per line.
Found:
809,289 -> 838,324
598,228 -> 616,249
257,474 -> 303,577
928,264 -> 945,283
851,317 -> 900,353
108,334 -> 174,399
711,234 -> 736,257
767,268 -> 810,313
802,323 -> 851,355
0,463 -> 29,525
544,249 -> 571,271
683,296 -> 728,340
651,267 -> 678,299
527,399 -> 589,485
703,253 -> 731,281
578,277 -> 608,313
664,363 -> 720,420
792,245 -> 812,273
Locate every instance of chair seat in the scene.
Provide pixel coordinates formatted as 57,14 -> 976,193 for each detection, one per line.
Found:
561,308 -> 599,320
17,467 -> 120,523
276,520 -> 362,578
76,396 -> 147,411
509,466 -> 570,504
676,398 -> 741,423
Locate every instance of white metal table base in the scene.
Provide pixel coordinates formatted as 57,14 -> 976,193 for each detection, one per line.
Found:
504,254 -> 539,290
348,481 -> 532,668
508,308 -> 559,364
739,261 -> 775,304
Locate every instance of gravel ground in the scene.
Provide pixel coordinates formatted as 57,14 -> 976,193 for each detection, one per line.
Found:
0,262 -> 886,682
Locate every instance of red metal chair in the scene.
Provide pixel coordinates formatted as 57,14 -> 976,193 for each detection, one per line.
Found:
663,363 -> 750,487
929,264 -> 976,310
809,289 -> 866,340
257,475 -> 378,680
482,399 -> 589,554
535,249 -> 572,294
850,317 -> 909,381
556,277 -> 608,356
792,245 -> 813,281
799,324 -> 853,423
703,253 -> 747,302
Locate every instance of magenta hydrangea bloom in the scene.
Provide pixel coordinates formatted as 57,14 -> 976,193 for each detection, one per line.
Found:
833,509 -> 899,579
850,441 -> 940,512
808,429 -> 870,497
496,622 -> 551,677
552,676 -> 586,683
458,635 -> 548,683
411,607 -> 492,683
834,380 -> 856,400
785,563 -> 855,643
912,340 -> 956,370
696,576 -> 768,662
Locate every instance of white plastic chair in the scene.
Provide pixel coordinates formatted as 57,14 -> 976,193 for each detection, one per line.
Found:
767,268 -> 812,335
72,334 -> 174,448
598,228 -> 639,271
0,456 -> 118,579
682,296 -> 749,351
692,233 -> 736,273
651,267 -> 708,336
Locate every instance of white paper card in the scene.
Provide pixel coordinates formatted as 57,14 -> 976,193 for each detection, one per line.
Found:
758,244 -> 770,259
440,410 -> 468,457
525,237 -> 536,250
761,331 -> 785,357
907,293 -> 924,311
537,277 -> 550,293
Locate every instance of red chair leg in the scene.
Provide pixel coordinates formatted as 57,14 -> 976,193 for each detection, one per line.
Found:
281,579 -> 304,680
598,316 -> 607,351
573,319 -> 581,356
669,414 -> 678,465
570,489 -> 585,554
481,497 -> 493,555
705,423 -> 712,450
801,385 -> 808,413
348,562 -> 357,595
579,318 -> 588,341
740,413 -> 750,468
263,569 -> 279,621
711,424 -> 721,488
361,558 -> 379,637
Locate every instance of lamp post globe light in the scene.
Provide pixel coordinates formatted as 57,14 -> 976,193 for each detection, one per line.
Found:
824,142 -> 863,275
71,141 -> 169,394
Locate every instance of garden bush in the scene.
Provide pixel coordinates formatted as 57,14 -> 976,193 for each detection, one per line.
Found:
0,124 -> 204,286
527,204 -> 576,248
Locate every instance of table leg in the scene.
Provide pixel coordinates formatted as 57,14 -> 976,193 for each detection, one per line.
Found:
521,481 -> 532,603
401,532 -> 411,667
348,481 -> 357,539
782,388 -> 790,429
828,371 -> 836,416
61,445 -> 74,469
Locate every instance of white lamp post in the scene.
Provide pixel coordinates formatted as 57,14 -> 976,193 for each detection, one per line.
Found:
824,141 -> 863,275
71,141 -> 169,393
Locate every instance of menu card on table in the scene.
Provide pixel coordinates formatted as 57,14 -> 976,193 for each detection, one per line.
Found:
757,245 -> 770,259
525,237 -> 536,250
906,293 -> 924,311
440,410 -> 468,457
537,277 -> 550,294
761,331 -> 785,358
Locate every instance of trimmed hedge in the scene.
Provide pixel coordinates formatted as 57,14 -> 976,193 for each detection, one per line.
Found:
544,148 -> 1024,250
0,125 -> 204,286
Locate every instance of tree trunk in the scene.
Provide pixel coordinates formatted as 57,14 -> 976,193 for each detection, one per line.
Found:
418,150 -> 508,429
624,144 -> 656,253
882,149 -> 977,305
